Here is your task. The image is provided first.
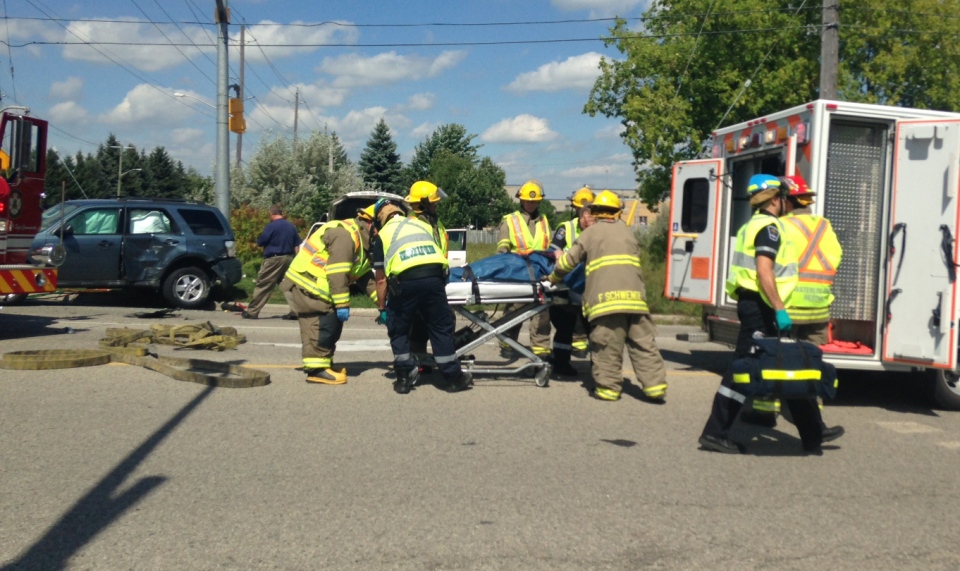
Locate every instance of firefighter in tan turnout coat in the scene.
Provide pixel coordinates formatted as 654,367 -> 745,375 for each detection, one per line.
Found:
547,190 -> 667,402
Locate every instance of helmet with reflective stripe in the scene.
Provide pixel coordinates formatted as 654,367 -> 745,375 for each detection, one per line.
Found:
747,174 -> 782,206
570,186 -> 594,208
405,180 -> 446,204
374,197 -> 403,227
516,180 -> 544,201
588,190 -> 622,217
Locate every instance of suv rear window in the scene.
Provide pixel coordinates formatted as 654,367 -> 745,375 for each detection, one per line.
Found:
178,208 -> 225,236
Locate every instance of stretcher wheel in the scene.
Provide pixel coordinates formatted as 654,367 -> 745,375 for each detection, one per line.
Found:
535,366 -> 551,387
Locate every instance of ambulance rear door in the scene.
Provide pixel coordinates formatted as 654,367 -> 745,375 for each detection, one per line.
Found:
665,159 -> 724,304
883,119 -> 960,370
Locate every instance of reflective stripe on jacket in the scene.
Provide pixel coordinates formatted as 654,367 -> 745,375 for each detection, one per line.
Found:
285,220 -> 363,305
782,212 -> 842,322
381,216 -> 449,276
500,211 -> 550,255
725,212 -> 798,308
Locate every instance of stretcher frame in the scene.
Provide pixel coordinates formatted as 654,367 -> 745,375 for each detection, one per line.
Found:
443,281 -> 570,387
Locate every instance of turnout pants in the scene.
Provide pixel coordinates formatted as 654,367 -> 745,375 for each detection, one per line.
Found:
280,278 -> 342,371
589,313 -> 666,397
700,370 -> 824,450
386,275 -> 462,383
247,255 -> 293,317
502,303 -> 552,355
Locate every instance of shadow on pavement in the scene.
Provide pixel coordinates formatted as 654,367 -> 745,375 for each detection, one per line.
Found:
1,385 -> 215,571
15,285 -> 247,311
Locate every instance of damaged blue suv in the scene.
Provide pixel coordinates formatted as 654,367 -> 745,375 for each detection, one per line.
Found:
32,198 -> 242,308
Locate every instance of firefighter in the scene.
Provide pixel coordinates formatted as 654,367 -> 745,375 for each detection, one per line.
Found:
496,179 -> 553,359
698,174 -> 830,454
404,181 -> 449,372
546,190 -> 667,402
279,208 -> 374,384
547,186 -> 594,377
371,199 -> 472,394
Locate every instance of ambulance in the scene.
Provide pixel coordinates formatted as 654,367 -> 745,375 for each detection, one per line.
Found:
666,99 -> 960,409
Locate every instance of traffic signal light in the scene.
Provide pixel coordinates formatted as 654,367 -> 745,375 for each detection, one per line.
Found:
228,97 -> 246,134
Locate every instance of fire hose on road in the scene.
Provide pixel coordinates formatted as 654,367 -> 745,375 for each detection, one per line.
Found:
0,322 -> 270,388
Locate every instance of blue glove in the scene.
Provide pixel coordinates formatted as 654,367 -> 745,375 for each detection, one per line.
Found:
336,308 -> 350,322
375,309 -> 388,326
775,309 -> 792,332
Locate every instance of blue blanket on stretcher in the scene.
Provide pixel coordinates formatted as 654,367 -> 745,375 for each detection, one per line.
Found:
448,251 -> 585,294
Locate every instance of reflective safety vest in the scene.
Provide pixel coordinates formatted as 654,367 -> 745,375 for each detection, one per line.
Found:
725,212 -> 798,308
503,212 -> 550,255
561,219 -> 580,250
381,216 -> 449,277
782,213 -> 842,323
412,212 -> 448,256
285,220 -> 365,305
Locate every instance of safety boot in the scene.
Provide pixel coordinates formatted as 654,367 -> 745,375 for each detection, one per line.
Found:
592,387 -> 621,401
393,367 -> 420,394
698,435 -> 742,454
551,350 -> 578,378
822,425 -> 845,443
444,371 -> 473,393
641,383 -> 667,403
306,368 -> 347,385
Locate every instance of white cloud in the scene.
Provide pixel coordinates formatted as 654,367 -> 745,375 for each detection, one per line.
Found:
506,52 -> 604,93
551,0 -> 648,17
62,19 -> 213,72
410,122 -> 438,139
241,21 -> 359,62
317,51 -> 466,88
51,77 -> 84,100
404,93 -> 436,111
100,84 -> 186,126
594,123 -> 625,140
48,101 -> 89,125
560,158 -> 634,179
481,115 -> 558,143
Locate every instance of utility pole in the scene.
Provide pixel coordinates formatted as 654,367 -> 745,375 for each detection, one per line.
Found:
214,0 -> 231,219
236,24 -> 244,168
819,0 -> 839,100
293,88 -> 299,150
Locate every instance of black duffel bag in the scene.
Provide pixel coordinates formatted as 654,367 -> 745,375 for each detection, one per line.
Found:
728,336 -> 838,399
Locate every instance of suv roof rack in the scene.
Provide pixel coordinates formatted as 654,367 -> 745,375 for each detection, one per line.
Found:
117,197 -> 204,205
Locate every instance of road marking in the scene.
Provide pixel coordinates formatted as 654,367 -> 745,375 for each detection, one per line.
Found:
876,421 -> 941,434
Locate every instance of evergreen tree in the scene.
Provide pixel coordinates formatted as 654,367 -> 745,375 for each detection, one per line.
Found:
358,118 -> 403,194
404,124 -> 480,187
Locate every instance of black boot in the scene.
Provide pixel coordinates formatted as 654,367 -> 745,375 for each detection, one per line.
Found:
551,349 -> 577,377
393,367 -> 420,394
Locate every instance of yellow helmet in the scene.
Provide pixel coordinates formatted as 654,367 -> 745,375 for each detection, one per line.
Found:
570,186 -> 594,208
406,180 -> 445,204
516,180 -> 544,201
357,204 -> 376,222
589,190 -> 622,216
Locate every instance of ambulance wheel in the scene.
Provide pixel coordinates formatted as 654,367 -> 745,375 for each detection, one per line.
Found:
933,368 -> 960,410
1,293 -> 27,305
535,366 -> 551,387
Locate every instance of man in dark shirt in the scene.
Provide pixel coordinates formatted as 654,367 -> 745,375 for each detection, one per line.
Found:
243,204 -> 301,319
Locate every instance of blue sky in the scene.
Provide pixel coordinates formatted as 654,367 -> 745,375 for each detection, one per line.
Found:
1,0 -> 649,199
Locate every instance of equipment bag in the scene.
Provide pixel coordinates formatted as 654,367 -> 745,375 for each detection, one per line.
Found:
729,336 -> 838,399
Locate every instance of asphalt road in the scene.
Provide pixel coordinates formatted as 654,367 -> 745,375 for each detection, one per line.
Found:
1,294 -> 959,570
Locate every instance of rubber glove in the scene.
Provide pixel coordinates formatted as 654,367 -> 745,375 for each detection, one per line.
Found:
775,309 -> 792,332
336,308 -> 350,322
375,309 -> 388,326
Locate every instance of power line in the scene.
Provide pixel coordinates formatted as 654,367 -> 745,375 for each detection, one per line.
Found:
131,0 -> 216,88
2,0 -> 17,105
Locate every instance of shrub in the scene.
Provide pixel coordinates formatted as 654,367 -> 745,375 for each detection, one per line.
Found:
230,205 -> 309,263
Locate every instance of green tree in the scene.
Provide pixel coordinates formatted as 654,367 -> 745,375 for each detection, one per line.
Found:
432,152 -> 514,229
585,0 -> 960,207
404,124 -> 480,187
358,118 -> 404,194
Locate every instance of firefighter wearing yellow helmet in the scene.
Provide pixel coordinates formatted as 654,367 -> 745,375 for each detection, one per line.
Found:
546,186 -> 594,376
278,206 -> 377,385
496,179 -> 552,358
404,181 -> 451,370
369,198 -> 471,394
547,190 -> 667,402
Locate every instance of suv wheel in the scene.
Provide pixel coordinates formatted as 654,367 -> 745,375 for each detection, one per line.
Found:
162,266 -> 210,309
1,293 -> 27,305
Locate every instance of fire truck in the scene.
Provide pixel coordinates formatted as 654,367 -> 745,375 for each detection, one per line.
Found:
0,107 -> 62,304
666,99 -> 960,409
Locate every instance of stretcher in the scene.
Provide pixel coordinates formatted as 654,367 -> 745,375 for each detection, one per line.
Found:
443,280 -> 569,387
